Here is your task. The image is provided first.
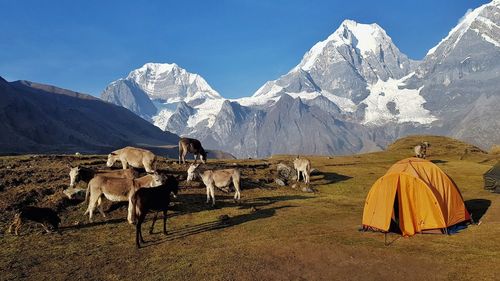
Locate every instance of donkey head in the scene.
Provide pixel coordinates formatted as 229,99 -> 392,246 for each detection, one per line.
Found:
68,166 -> 81,187
186,163 -> 200,182
106,152 -> 119,167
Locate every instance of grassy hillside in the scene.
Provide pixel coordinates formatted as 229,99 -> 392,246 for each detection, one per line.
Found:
0,136 -> 499,280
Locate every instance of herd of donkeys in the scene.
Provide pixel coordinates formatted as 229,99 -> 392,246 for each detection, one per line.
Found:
7,137 -> 313,248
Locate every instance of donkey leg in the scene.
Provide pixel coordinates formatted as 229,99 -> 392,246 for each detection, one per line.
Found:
127,193 -> 136,224
8,215 -> 18,234
41,223 -> 51,234
149,212 -> 158,234
210,185 -> 216,206
14,219 -> 22,236
136,216 -> 143,248
87,193 -> 99,223
206,185 -> 211,204
182,151 -> 188,164
163,209 -> 168,235
97,197 -> 106,218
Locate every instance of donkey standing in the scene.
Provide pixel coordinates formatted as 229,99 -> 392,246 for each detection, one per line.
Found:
293,156 -> 311,184
186,164 -> 241,206
132,176 -> 179,248
178,137 -> 207,164
84,173 -> 164,224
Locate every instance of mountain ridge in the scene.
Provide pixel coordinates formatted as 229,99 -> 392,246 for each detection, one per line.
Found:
101,0 -> 500,157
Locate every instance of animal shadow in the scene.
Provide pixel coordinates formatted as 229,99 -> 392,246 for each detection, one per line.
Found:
465,199 -> 491,222
321,172 -> 353,185
140,205 -> 294,248
60,217 -> 127,231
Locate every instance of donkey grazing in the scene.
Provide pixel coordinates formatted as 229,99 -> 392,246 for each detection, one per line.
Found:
68,165 -> 137,188
107,146 -> 157,173
186,163 -> 241,206
178,137 -> 207,164
132,176 -> 179,248
8,206 -> 60,235
84,173 -> 164,224
294,156 -> 311,184
414,142 -> 430,159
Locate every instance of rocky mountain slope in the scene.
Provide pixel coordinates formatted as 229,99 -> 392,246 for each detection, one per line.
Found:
0,76 -> 179,155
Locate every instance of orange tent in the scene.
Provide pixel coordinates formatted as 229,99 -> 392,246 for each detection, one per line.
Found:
362,158 -> 470,236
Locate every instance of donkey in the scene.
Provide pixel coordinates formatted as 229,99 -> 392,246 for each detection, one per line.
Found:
293,156 -> 312,184
84,173 -> 164,224
186,163 -> 241,206
132,176 -> 179,248
8,206 -> 61,235
414,142 -> 430,159
107,146 -> 157,173
68,165 -> 137,188
178,137 -> 207,164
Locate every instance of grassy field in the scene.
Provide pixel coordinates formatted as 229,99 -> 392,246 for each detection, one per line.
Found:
0,136 -> 499,281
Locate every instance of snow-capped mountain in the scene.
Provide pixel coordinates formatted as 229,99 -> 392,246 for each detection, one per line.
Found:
241,19 -> 430,126
403,0 -> 500,148
126,63 -> 221,104
101,63 -> 226,136
102,0 -> 500,157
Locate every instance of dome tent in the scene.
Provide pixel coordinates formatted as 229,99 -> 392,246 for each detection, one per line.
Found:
362,158 -> 470,236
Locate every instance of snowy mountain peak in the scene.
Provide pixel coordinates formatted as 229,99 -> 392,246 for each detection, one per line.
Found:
249,19 -> 415,113
296,19 -> 393,71
116,62 -> 222,103
128,62 -> 179,79
338,20 -> 388,54
426,0 -> 500,56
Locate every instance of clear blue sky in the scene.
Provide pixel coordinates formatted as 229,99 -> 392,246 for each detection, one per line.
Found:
0,0 -> 491,98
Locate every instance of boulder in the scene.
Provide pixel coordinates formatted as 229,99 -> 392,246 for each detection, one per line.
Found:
275,178 -> 286,186
301,186 -> 314,193
277,163 -> 296,180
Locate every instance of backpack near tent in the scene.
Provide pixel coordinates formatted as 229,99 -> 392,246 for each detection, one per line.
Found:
483,162 -> 500,193
362,158 -> 470,237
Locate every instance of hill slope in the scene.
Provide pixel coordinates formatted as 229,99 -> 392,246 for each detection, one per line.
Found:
0,77 -> 179,154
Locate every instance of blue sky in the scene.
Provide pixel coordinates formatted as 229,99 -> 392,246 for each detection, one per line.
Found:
0,0 -> 491,98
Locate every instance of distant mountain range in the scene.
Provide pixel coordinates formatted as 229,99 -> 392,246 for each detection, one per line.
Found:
2,1 -> 498,158
101,0 -> 500,158
0,77 -> 179,155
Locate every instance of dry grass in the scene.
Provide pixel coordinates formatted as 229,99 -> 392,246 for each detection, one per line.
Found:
490,144 -> 500,155
0,136 -> 499,281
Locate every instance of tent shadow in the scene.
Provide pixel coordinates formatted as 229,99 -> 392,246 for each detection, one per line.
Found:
430,160 -> 448,164
465,199 -> 491,222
